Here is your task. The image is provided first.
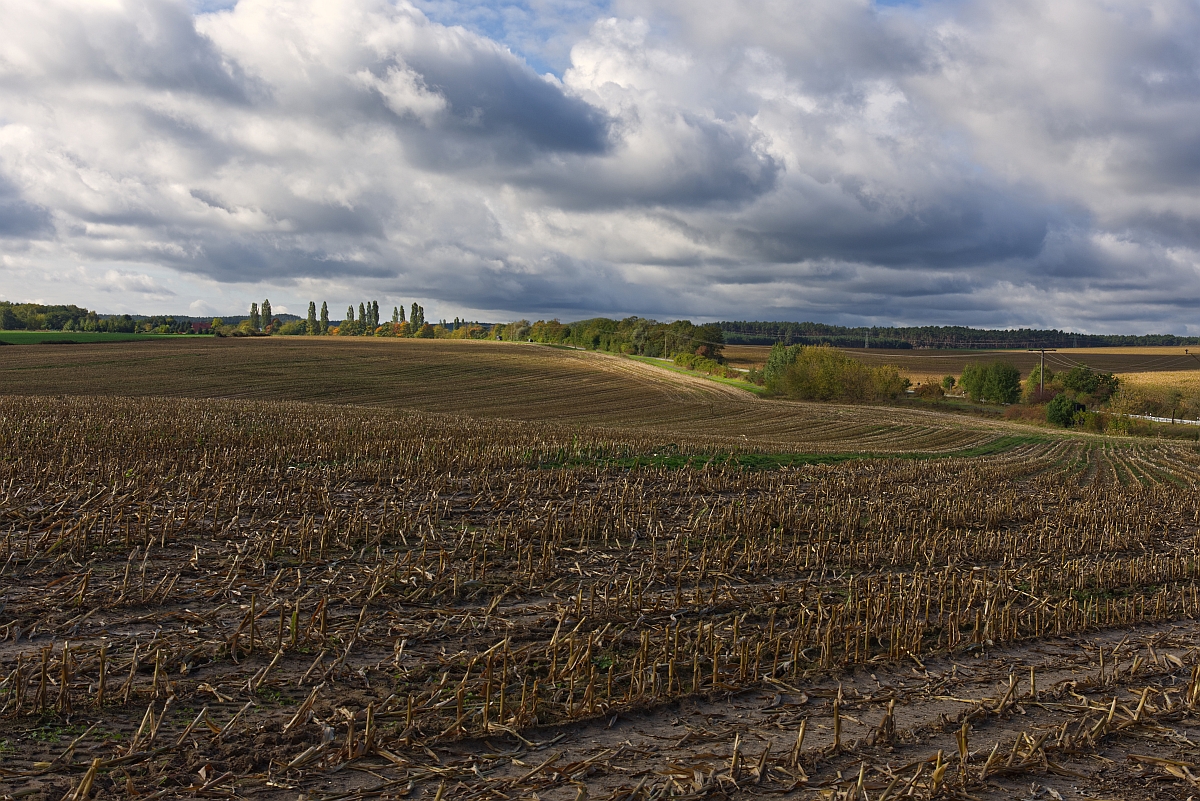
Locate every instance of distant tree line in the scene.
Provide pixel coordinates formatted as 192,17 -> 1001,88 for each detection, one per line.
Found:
0,302 -> 208,334
499,317 -> 726,361
720,321 -> 1200,349
224,298 -> 494,340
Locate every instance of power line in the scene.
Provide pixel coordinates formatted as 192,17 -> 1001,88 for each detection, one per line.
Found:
1028,349 -> 1056,394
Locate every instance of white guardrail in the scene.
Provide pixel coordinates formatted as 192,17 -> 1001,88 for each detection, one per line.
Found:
1127,413 -> 1200,426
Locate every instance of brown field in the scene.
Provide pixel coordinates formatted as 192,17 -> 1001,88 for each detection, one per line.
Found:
3,340 -> 1200,800
725,344 -> 1200,387
0,337 -> 1027,454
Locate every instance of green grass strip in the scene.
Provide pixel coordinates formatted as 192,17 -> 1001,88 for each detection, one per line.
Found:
0,331 -> 181,345
624,354 -> 767,395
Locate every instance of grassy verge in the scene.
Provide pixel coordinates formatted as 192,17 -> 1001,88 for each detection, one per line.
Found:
625,354 -> 767,395
0,331 -> 183,345
540,434 -> 1048,471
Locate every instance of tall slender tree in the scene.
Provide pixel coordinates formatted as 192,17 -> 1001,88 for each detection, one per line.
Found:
372,301 -> 379,328
261,299 -> 272,331
358,303 -> 366,332
250,302 -> 260,331
347,305 -> 355,322
392,306 -> 400,324
320,302 -> 329,334
307,302 -> 318,334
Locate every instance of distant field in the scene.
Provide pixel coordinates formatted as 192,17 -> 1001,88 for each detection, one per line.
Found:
0,330 -> 178,344
1118,369 -> 1200,393
0,336 -> 1032,454
724,344 -> 1200,386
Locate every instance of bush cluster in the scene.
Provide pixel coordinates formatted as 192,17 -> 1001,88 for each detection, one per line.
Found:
763,344 -> 909,402
673,353 -> 729,377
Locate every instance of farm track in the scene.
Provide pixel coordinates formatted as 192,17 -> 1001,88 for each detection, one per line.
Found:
1,391 -> 1200,799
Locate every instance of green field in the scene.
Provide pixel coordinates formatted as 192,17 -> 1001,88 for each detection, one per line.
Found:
0,330 -> 182,345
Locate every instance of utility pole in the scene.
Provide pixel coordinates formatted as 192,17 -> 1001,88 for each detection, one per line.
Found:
1027,348 -> 1057,394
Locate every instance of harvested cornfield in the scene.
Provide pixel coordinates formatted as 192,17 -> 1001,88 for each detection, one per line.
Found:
2,394 -> 1200,800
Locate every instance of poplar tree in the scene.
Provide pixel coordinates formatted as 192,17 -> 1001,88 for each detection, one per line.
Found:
307,302 -> 318,334
320,302 -> 329,334
359,303 -> 366,331
250,302 -> 260,331
261,299 -> 272,330
372,301 -> 380,327
347,305 -> 355,322
392,306 -> 400,324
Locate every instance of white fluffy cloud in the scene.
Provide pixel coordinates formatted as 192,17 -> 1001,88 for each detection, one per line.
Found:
0,0 -> 1198,331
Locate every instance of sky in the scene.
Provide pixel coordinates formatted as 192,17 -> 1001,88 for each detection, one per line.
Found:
1,0 -> 1199,332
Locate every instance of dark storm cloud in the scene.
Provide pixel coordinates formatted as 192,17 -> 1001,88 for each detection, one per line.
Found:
159,235 -> 395,283
733,185 -> 1058,270
401,49 -> 610,154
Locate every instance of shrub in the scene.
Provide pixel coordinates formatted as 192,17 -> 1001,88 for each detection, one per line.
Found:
765,345 -> 908,402
1047,393 -> 1085,426
673,353 -> 728,377
1004,404 -> 1047,423
276,320 -> 307,335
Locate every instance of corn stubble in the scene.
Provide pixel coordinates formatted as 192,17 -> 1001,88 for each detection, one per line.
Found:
1,396 -> 1200,799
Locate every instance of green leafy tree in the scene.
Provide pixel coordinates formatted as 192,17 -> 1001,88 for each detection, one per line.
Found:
763,343 -> 799,393
358,303 -> 367,331
984,362 -> 1021,404
249,302 -> 260,331
261,299 -> 272,330
1047,393 -> 1084,426
1061,365 -> 1119,403
347,305 -> 355,322
960,362 -> 1021,404
320,302 -> 329,334
307,302 -> 318,334
692,323 -> 726,361
942,375 -> 956,392
392,306 -> 400,324
277,320 -> 307,335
